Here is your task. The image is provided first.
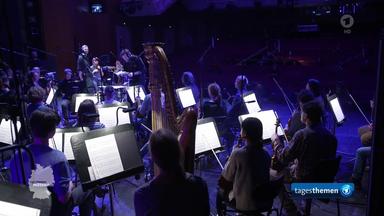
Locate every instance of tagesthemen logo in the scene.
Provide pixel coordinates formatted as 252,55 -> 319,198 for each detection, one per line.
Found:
291,183 -> 354,199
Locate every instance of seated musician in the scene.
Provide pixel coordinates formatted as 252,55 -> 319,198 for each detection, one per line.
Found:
73,99 -> 105,130
9,107 -> 94,216
227,75 -> 249,119
26,86 -> 48,119
181,71 -> 200,104
271,101 -> 337,215
305,79 -> 325,112
216,117 -> 271,214
103,85 -> 119,105
134,129 -> 210,216
57,68 -> 74,125
202,82 -> 227,118
285,89 -> 314,140
25,67 -> 42,92
120,48 -> 146,86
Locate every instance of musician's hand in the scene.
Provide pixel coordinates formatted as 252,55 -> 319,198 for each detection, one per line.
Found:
271,133 -> 279,143
128,72 -> 134,78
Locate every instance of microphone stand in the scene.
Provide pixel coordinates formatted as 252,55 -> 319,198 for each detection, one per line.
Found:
272,78 -> 295,115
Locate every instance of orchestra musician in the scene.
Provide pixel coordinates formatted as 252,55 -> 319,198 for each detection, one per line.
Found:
56,68 -> 75,125
77,45 -> 96,93
119,48 -> 146,86
90,57 -> 103,91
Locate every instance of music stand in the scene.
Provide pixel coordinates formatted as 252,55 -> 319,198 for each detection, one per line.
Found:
0,182 -> 51,216
328,94 -> 346,126
96,103 -> 131,128
0,119 -> 21,146
176,87 -> 196,108
238,110 -> 284,142
126,85 -> 146,103
48,127 -> 88,161
70,124 -> 144,190
45,88 -> 56,105
242,91 -> 261,114
71,93 -> 98,113
195,117 -> 224,170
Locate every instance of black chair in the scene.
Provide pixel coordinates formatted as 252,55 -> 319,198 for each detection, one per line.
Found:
222,176 -> 284,216
280,156 -> 342,216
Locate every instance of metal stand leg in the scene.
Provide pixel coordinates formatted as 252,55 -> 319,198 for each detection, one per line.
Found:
108,184 -> 114,216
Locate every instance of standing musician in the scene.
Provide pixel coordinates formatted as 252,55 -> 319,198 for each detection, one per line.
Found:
90,57 -> 103,90
77,45 -> 95,93
119,48 -> 146,86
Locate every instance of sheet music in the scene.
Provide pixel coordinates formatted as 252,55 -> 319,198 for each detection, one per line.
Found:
64,132 -> 79,160
98,106 -> 131,128
45,88 -> 55,105
0,120 -> 21,145
49,132 -> 62,150
127,86 -> 146,101
243,93 -> 261,113
239,110 -> 284,140
195,121 -> 221,154
177,88 -> 196,108
0,200 -> 40,216
75,96 -> 98,112
330,97 -> 345,123
85,134 -> 124,180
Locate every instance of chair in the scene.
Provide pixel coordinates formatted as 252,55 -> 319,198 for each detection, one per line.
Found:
222,176 -> 284,216
280,156 -> 342,216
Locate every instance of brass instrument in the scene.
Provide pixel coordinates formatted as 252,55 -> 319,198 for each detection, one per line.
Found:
143,42 -> 197,175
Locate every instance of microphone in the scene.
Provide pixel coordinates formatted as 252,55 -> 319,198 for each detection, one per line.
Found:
122,107 -> 137,113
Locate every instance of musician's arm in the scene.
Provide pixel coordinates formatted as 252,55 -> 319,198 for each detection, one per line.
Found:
272,131 -> 303,165
218,151 -> 237,192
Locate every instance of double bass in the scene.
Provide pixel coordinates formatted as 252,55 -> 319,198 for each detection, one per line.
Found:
143,43 -> 197,174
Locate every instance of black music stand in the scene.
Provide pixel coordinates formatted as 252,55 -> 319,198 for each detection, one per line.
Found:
242,91 -> 261,114
96,103 -> 132,128
176,86 -> 196,108
70,124 -> 144,215
71,93 -> 98,113
0,182 -> 51,216
195,118 -> 224,171
238,110 -> 285,143
327,94 -> 346,134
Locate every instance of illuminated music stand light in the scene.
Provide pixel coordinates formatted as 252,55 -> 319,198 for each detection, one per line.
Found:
97,103 -> 131,128
238,110 -> 284,142
242,92 -> 261,114
328,94 -> 346,126
72,94 -> 98,113
176,87 -> 196,108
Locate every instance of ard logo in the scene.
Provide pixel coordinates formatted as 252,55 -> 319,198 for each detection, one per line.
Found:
340,14 -> 354,34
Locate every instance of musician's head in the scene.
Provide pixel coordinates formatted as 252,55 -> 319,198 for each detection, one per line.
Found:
64,68 -> 72,80
149,129 -> 183,174
92,57 -> 100,66
27,86 -> 46,104
235,75 -> 248,92
208,82 -> 222,102
181,71 -> 196,86
104,85 -> 115,101
297,89 -> 314,110
81,45 -> 89,55
240,117 -> 263,147
306,79 -> 321,97
301,101 -> 323,125
30,67 -> 40,82
77,99 -> 98,125
30,107 -> 60,140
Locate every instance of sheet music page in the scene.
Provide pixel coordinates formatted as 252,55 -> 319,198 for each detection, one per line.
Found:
330,97 -> 345,123
239,110 -> 284,140
85,134 -> 124,180
0,200 -> 40,216
178,88 -> 196,108
75,96 -> 98,112
195,121 -> 221,154
127,86 -> 146,101
49,132 -> 62,150
0,120 -> 20,145
46,88 -> 55,105
64,132 -> 80,160
243,93 -> 261,113
98,107 -> 130,128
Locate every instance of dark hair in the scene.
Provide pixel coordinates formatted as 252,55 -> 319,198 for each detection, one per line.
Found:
104,85 -> 114,97
235,75 -> 248,91
297,89 -> 314,104
208,83 -> 222,103
307,79 -> 321,97
27,86 -> 46,104
302,101 -> 323,123
77,99 -> 98,125
149,129 -> 182,172
29,107 -> 60,138
241,117 -> 263,147
181,71 -> 196,86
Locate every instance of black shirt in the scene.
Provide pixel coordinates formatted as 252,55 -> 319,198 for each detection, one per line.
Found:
122,55 -> 146,86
